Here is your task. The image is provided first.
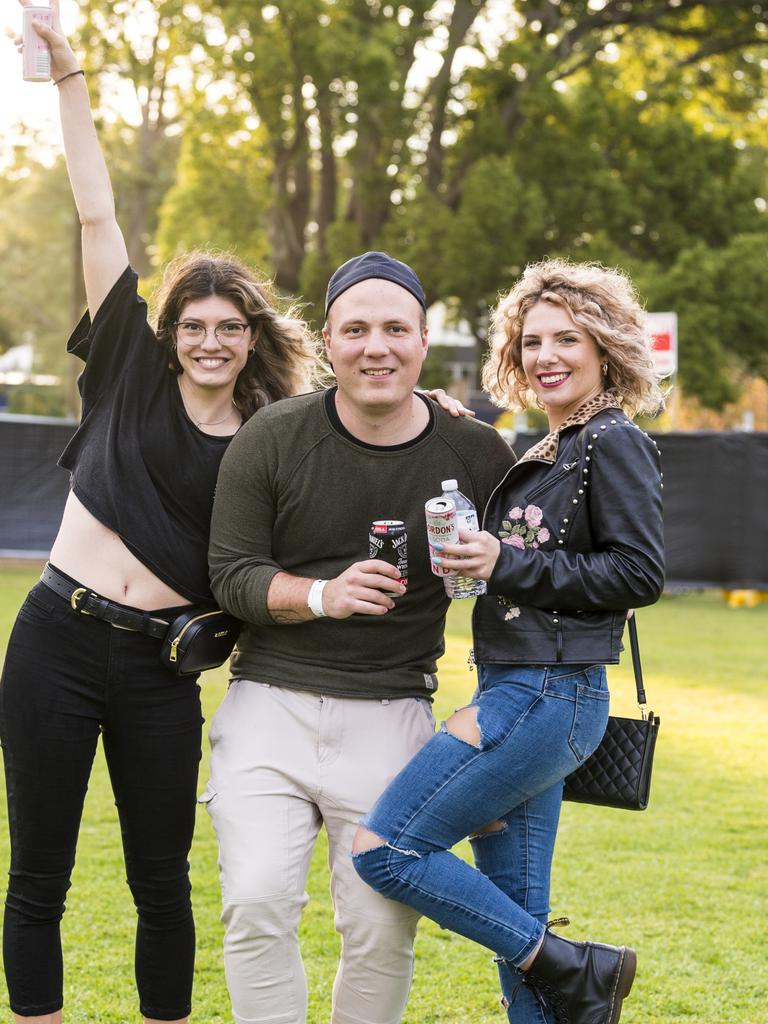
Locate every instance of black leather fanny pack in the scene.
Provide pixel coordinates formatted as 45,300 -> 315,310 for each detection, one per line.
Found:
40,563 -> 240,677
159,607 -> 241,676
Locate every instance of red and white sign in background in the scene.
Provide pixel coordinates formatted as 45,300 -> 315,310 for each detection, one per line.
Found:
646,312 -> 678,378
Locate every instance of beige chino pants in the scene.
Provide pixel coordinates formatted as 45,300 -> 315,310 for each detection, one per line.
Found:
200,681 -> 436,1024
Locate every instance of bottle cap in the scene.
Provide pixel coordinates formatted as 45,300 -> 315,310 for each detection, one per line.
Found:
441,479 -> 458,491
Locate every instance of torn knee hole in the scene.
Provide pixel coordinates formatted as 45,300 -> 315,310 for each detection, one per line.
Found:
469,819 -> 507,839
444,705 -> 482,748
352,826 -> 388,855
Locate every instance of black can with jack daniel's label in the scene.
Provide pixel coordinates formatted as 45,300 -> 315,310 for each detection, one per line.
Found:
368,520 -> 408,587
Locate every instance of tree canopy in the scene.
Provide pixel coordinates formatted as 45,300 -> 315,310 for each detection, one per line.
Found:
3,0 -> 767,415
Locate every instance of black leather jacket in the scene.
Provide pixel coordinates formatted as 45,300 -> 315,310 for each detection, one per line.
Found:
472,405 -> 664,666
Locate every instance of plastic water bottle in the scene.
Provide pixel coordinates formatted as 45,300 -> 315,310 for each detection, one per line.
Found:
440,479 -> 487,599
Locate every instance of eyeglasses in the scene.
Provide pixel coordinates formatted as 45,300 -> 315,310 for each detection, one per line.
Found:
173,321 -> 251,344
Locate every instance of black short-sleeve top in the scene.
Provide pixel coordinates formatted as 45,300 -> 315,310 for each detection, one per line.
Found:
58,266 -> 235,603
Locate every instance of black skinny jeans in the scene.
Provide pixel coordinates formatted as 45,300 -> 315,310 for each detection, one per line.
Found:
0,579 -> 203,1020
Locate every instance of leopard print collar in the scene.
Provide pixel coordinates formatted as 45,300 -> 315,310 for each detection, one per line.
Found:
517,390 -> 623,465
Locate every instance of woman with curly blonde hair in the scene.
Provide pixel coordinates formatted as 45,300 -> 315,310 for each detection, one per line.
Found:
354,258 -> 665,1024
484,258 -> 665,418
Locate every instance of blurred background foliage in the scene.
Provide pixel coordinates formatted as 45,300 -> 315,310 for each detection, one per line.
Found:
1,0 -> 766,418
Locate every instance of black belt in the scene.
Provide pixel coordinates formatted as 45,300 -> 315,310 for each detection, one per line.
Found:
40,563 -> 172,639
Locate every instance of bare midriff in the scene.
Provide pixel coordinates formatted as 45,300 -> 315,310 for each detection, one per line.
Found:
49,492 -> 192,610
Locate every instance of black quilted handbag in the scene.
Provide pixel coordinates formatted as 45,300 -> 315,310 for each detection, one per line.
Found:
563,616 -> 659,810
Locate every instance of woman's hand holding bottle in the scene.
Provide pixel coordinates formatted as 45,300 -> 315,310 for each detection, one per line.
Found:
430,529 -> 501,582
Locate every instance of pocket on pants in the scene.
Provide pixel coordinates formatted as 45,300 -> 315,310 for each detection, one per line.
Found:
412,696 -> 436,730
568,678 -> 610,763
16,585 -> 73,627
197,782 -> 217,808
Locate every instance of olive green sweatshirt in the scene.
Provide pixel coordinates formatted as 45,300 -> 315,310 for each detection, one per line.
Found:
209,390 -> 515,699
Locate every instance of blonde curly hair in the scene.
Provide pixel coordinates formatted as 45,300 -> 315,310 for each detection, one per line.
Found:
482,258 -> 665,417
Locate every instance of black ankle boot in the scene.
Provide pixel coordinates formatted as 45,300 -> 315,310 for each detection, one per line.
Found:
523,929 -> 637,1024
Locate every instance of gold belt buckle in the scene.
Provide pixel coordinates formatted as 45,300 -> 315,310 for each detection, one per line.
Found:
70,587 -> 94,616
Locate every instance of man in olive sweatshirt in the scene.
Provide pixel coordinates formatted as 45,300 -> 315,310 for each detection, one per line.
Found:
207,252 -> 515,1024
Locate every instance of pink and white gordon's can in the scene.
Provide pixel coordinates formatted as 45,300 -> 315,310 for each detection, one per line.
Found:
23,5 -> 52,82
425,496 -> 457,577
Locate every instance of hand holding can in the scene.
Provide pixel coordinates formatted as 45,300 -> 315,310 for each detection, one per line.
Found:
19,1 -> 80,85
425,498 -> 457,578
368,520 -> 408,588
22,5 -> 52,82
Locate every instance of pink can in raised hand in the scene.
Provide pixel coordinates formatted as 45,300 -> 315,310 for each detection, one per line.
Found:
22,5 -> 52,82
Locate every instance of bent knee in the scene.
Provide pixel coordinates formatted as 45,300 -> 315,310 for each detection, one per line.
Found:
445,704 -> 481,748
352,840 -> 401,897
352,825 -> 387,855
352,843 -> 387,892
353,836 -> 425,901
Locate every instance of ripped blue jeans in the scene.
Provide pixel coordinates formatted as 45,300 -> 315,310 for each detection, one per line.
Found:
353,663 -> 609,1024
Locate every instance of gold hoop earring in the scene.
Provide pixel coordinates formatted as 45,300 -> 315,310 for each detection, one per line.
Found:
602,362 -> 608,376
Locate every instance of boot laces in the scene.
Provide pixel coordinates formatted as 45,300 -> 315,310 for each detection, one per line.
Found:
546,916 -> 570,929
520,917 -> 573,1024
492,955 -> 526,1008
523,976 -> 571,1024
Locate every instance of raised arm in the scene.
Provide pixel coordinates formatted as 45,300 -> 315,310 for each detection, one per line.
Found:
19,0 -> 128,314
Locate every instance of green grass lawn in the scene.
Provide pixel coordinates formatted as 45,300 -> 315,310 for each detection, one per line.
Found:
0,566 -> 766,1022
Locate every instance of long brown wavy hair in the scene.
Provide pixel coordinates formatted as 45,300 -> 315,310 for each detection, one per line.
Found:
483,258 -> 665,417
154,252 -> 321,420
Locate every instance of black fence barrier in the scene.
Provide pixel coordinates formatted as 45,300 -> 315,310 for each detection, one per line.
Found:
512,429 -> 767,590
1,416 -> 766,589
0,415 -> 76,559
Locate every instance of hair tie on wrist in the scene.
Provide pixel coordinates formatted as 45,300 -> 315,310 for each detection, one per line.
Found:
53,69 -> 85,86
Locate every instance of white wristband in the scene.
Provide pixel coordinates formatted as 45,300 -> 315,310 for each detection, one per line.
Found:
307,579 -> 328,618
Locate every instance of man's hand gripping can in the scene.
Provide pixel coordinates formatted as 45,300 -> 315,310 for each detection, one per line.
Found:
368,520 -> 408,587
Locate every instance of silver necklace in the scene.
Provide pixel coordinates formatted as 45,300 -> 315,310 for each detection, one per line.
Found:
179,380 -> 239,429
190,402 -> 238,428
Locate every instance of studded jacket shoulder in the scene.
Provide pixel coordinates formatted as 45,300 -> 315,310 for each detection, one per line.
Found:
471,407 -> 665,666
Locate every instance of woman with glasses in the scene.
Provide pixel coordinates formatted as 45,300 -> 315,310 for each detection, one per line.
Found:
0,4 -> 319,1023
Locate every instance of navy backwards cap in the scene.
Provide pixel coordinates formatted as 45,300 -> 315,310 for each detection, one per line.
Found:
325,251 -> 426,317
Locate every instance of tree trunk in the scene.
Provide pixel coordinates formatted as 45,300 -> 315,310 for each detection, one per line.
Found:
267,145 -> 305,293
316,93 -> 337,261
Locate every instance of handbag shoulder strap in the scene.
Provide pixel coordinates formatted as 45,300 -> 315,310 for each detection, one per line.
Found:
627,614 -> 648,709
573,421 -> 650,712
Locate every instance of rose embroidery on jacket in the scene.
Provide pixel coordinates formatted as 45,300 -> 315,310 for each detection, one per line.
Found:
496,504 -> 550,620
501,603 -> 521,621
499,504 -> 550,548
